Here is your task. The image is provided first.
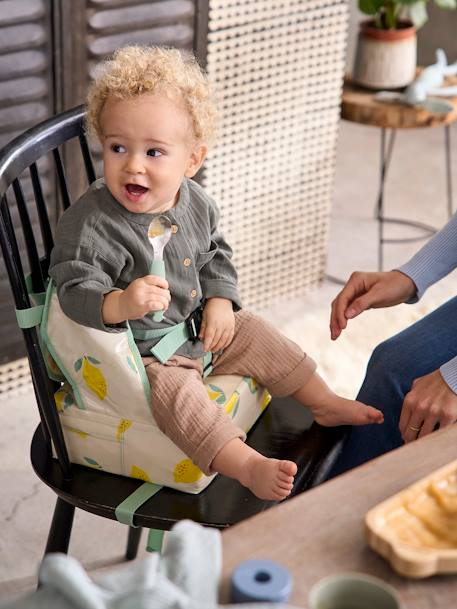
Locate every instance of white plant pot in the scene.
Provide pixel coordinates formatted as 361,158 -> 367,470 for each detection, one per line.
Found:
353,21 -> 417,90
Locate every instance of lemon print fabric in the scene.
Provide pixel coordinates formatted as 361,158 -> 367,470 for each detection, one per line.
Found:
74,355 -> 107,400
66,426 -> 88,439
173,458 -> 203,484
116,419 -> 133,442
243,376 -> 258,393
84,457 -> 102,469
126,355 -> 138,373
224,390 -> 240,418
54,387 -> 75,412
206,383 -> 226,404
130,465 -> 151,482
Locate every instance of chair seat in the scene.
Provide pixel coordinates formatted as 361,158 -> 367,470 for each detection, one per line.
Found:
32,396 -> 347,530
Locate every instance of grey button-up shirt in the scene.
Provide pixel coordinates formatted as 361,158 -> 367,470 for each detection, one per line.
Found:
49,177 -> 241,359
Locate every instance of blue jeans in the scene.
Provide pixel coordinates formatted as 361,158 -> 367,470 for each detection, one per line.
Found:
327,295 -> 457,478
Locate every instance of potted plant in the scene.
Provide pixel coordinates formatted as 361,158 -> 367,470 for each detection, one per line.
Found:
353,0 -> 457,89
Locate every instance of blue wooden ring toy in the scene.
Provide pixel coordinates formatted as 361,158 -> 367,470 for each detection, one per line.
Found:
230,558 -> 292,603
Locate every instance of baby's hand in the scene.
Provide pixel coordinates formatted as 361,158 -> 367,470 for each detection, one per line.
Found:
199,297 -> 235,352
121,275 -> 171,320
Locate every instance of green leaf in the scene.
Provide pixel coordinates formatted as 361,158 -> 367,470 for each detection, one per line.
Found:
358,0 -> 380,15
83,456 -> 102,468
87,356 -> 101,365
434,0 -> 457,9
74,357 -> 82,372
64,394 -> 74,409
409,1 -> 428,27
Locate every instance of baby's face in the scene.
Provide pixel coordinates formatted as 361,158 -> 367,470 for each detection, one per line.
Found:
99,93 -> 206,214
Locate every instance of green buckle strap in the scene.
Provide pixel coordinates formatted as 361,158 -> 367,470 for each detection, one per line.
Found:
115,482 -> 165,553
132,320 -> 213,370
15,304 -> 45,329
150,323 -> 190,363
131,322 -> 189,364
131,323 -> 183,341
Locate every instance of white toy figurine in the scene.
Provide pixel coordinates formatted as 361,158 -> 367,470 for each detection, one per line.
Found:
375,49 -> 457,115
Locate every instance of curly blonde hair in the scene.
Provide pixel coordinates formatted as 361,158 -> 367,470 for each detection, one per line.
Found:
86,45 -> 217,145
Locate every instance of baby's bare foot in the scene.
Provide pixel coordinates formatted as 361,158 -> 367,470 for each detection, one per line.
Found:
310,397 -> 384,427
242,456 -> 297,501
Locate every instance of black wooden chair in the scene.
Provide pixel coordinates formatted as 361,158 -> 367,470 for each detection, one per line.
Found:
0,105 -> 347,561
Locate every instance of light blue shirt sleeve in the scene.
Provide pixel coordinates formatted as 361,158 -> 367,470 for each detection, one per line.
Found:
397,211 -> 457,300
396,212 -> 457,393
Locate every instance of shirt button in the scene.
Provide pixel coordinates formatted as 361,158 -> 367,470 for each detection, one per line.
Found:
190,289 -> 197,298
183,258 -> 191,267
172,224 -> 179,234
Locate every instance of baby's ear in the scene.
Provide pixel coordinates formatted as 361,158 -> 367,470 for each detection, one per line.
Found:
185,143 -> 207,178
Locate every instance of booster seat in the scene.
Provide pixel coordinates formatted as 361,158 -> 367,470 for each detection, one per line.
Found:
37,281 -> 271,494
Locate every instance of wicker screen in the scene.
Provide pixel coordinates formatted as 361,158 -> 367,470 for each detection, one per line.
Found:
202,0 -> 348,308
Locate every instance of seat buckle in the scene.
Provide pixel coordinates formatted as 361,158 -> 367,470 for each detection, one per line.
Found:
185,307 -> 203,343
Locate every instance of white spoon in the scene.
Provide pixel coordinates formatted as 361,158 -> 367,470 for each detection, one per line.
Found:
147,215 -> 172,322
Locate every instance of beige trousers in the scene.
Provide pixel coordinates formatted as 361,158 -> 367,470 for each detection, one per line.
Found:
143,310 -> 316,474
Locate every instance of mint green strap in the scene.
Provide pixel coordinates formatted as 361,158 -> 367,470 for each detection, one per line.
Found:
15,305 -> 44,328
131,323 -> 183,341
147,529 -> 165,553
150,323 -> 190,364
114,482 -> 163,526
150,259 -> 165,322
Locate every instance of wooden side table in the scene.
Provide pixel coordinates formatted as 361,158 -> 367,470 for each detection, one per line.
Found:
341,74 -> 457,271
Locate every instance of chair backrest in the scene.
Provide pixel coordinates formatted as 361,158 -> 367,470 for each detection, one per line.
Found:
0,105 -> 96,478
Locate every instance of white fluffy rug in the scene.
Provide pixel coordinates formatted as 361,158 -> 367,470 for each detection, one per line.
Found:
260,272 -> 457,398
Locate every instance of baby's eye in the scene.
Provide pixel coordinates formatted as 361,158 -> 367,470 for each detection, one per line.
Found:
147,149 -> 162,158
111,144 -> 125,153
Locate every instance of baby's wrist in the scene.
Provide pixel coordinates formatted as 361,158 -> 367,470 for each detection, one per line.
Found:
102,290 -> 127,324
207,296 -> 232,308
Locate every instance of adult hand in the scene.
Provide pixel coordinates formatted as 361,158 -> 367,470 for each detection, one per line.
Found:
399,369 -> 457,443
330,270 -> 416,340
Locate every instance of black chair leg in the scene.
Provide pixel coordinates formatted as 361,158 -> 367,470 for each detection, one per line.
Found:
44,497 -> 75,555
125,526 -> 143,560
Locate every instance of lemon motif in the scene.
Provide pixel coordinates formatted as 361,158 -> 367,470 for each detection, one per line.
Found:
54,387 -> 74,412
54,388 -> 67,413
130,465 -> 151,482
243,377 -> 258,393
206,383 -> 226,404
66,426 -> 88,439
74,355 -> 107,400
116,419 -> 133,442
173,458 -> 203,484
261,390 -> 272,412
224,391 -> 240,417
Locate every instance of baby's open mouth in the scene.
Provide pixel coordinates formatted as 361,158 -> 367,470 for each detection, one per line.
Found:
126,183 -> 148,196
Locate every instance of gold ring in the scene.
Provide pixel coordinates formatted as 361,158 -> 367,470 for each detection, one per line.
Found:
408,425 -> 422,432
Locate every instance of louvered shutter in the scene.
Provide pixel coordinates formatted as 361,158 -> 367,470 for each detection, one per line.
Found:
0,0 -> 54,363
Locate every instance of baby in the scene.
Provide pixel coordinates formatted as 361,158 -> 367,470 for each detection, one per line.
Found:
49,46 -> 383,501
